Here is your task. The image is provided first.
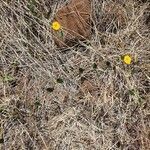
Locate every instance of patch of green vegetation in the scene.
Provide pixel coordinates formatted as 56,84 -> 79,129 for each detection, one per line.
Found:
56,78 -> 64,84
46,87 -> 54,93
0,108 -> 4,113
80,77 -> 86,83
27,0 -> 42,18
79,68 -> 84,74
0,138 -> 4,144
129,89 -> 135,96
60,31 -> 64,38
11,60 -> 20,67
27,0 -> 36,14
34,101 -> 42,109
92,63 -> 97,69
3,75 -> 14,82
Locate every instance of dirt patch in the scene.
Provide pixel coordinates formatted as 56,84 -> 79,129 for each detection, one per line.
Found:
52,0 -> 92,47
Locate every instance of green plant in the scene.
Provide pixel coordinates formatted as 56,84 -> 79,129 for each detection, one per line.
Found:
3,75 -> 14,82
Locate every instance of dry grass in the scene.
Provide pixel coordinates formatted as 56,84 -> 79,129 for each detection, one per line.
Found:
0,0 -> 150,149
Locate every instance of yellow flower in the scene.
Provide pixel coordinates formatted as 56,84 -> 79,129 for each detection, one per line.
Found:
52,21 -> 61,31
123,55 -> 132,65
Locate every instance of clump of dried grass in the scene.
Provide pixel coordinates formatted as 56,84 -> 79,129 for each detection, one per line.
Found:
0,0 -> 150,149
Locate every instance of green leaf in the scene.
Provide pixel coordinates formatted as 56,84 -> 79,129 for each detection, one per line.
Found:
93,63 -> 97,69
46,87 -> 54,92
60,31 -> 64,37
79,68 -> 84,74
129,89 -> 135,96
0,138 -> 4,144
3,75 -> 14,82
27,0 -> 37,16
34,101 -> 42,109
58,30 -> 64,38
57,78 -> 64,83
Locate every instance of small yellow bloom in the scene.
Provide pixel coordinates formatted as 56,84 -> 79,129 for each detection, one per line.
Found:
52,21 -> 61,31
123,55 -> 132,65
